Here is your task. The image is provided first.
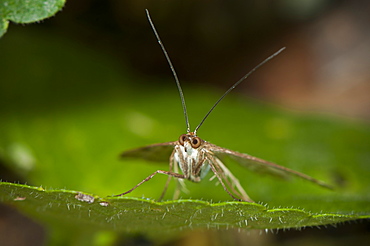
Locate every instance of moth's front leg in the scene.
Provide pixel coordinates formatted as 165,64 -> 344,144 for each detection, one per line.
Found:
159,150 -> 176,201
114,167 -> 185,198
173,149 -> 188,200
174,145 -> 189,178
192,155 -> 207,182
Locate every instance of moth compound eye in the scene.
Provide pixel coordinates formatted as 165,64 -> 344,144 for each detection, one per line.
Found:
191,137 -> 202,148
179,134 -> 187,145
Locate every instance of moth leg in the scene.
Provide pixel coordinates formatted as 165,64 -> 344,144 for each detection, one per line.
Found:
172,159 -> 189,199
214,157 -> 254,202
214,161 -> 248,200
114,170 -> 185,197
159,176 -> 172,201
159,151 -> 176,201
193,156 -> 207,176
206,157 -> 243,201
173,179 -> 182,200
207,153 -> 254,202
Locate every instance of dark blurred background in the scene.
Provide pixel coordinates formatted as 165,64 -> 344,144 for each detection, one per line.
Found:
2,0 -> 370,118
52,0 -> 370,118
0,0 -> 369,245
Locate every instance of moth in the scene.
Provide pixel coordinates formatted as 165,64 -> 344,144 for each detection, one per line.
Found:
115,10 -> 332,202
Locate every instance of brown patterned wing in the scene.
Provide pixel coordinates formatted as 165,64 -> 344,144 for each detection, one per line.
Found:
120,141 -> 177,163
208,143 -> 333,189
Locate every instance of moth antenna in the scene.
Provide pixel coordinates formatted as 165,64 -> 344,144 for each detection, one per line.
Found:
146,9 -> 191,133
194,47 -> 286,135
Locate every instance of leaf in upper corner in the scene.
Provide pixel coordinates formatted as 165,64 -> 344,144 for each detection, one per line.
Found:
0,0 -> 66,37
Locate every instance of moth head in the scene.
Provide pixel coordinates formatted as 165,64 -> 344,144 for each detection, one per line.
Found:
179,133 -> 203,149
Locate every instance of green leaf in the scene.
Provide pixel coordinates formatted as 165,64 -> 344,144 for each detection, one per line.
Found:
0,0 -> 65,37
1,182 -> 368,237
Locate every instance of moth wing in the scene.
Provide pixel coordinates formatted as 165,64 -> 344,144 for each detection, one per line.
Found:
208,143 -> 332,189
120,141 -> 177,163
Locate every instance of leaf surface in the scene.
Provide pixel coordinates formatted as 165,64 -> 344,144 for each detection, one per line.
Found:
1,182 -> 368,237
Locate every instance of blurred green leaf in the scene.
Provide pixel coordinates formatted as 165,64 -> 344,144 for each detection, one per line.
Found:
0,0 -> 65,37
